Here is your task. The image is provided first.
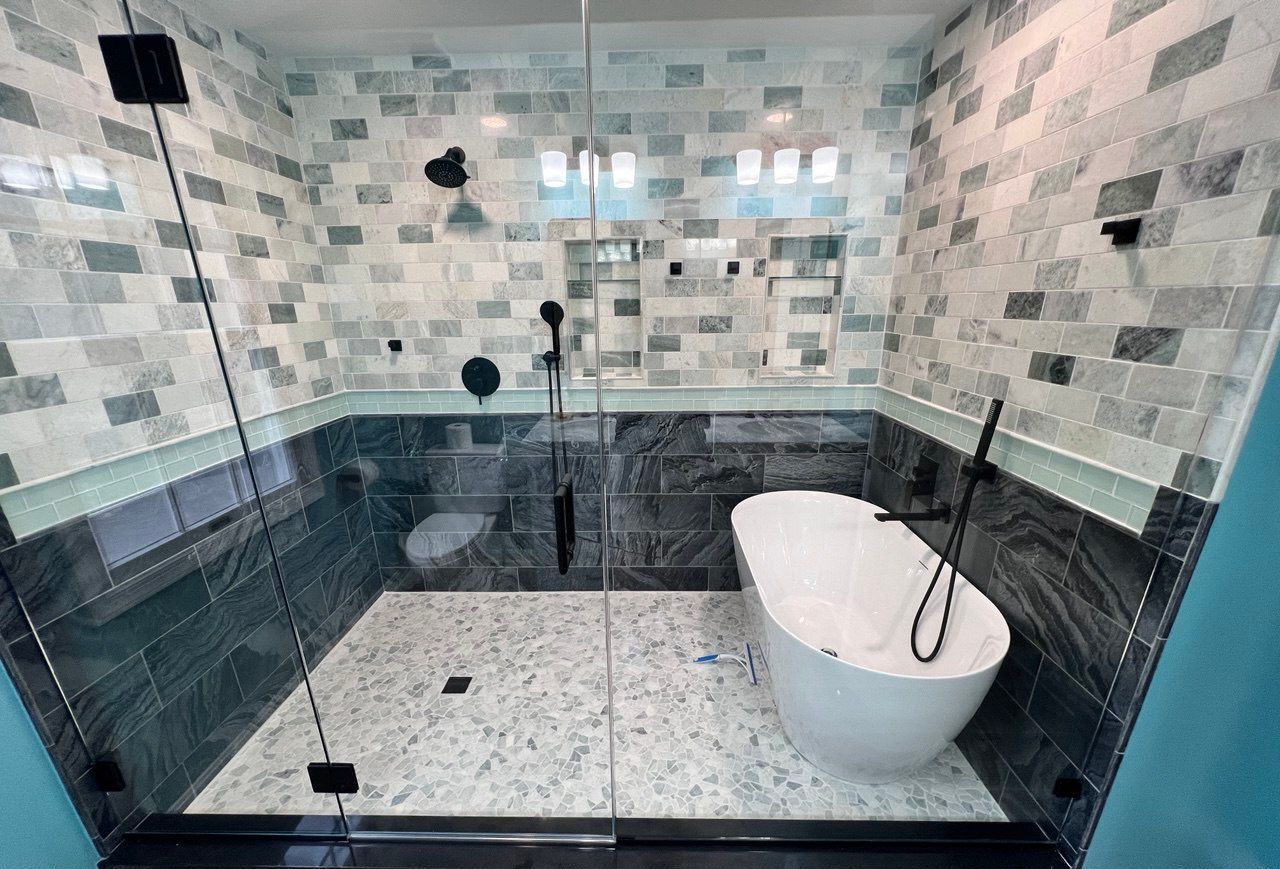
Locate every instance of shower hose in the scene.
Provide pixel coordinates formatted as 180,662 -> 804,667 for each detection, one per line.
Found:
910,397 -> 1003,663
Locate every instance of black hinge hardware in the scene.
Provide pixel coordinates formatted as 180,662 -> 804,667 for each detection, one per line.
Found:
92,758 -> 127,792
308,761 -> 359,794
99,34 -> 189,104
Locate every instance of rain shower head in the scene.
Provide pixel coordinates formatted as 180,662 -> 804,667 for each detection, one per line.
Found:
424,146 -> 469,188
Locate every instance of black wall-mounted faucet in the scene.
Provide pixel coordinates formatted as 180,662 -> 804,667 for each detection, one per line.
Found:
874,504 -> 951,523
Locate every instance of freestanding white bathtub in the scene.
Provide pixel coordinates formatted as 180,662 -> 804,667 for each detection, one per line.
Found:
731,490 -> 1009,784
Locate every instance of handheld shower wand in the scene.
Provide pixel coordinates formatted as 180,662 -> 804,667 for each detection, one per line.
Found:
540,300 -> 574,574
909,398 -> 1003,662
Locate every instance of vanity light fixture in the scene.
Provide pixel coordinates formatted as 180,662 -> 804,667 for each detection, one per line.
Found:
541,150 -> 567,187
812,146 -> 839,184
736,148 -> 762,186
612,151 -> 636,188
579,149 -> 599,187
774,148 -> 800,185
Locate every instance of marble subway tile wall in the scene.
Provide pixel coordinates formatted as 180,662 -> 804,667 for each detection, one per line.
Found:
0,0 -> 338,494
886,0 -> 1280,500
285,45 -> 916,391
134,0 -> 341,420
0,0 -> 226,489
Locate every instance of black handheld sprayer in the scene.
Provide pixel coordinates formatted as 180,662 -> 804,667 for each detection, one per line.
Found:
909,398 -> 1004,663
540,301 -> 575,575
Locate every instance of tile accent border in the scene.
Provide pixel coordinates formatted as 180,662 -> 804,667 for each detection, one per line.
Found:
876,389 -> 1158,532
1,384 -> 1167,538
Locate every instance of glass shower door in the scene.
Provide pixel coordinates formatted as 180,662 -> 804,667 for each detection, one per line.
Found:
0,0 -> 344,844
134,0 -> 615,839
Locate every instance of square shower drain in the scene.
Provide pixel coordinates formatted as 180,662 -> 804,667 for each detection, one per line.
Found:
441,676 -> 472,694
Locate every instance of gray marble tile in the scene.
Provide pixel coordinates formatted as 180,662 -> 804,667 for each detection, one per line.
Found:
188,592 -> 1002,821
1147,17 -> 1233,92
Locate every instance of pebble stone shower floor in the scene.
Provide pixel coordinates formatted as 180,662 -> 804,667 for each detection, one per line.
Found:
187,591 -> 1004,821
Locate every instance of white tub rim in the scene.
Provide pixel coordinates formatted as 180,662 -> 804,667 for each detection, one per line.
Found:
731,489 -> 1009,684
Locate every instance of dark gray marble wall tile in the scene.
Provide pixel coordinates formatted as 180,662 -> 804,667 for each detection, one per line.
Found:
710,493 -> 755,530
988,546 -> 1126,702
819,410 -> 873,452
660,455 -> 763,493
511,494 -> 601,534
607,412 -> 711,454
193,514 -> 271,597
276,514 -> 352,597
968,473 -> 1082,580
712,412 -> 824,454
364,456 -> 460,497
606,454 -> 662,493
368,496 -> 415,533
321,537 -> 379,612
608,493 -> 710,532
67,653 -> 161,752
612,566 -> 707,591
1027,656 -> 1102,767
518,566 -> 603,592
326,418 -> 358,466
663,531 -> 735,567
106,656 -> 241,820
968,686 -> 1076,827
351,416 -> 403,456
299,467 -> 365,531
141,564 -> 278,702
39,550 -> 211,696
762,454 -> 866,495
405,414 -> 507,454
418,567 -> 519,591
375,530 -> 470,569
0,519 -> 111,627
227,609 -> 297,698
1063,516 -> 1158,627
994,629 -> 1042,708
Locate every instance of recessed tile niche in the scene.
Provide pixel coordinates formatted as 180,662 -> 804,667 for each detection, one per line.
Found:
566,239 -> 643,380
762,234 -> 846,378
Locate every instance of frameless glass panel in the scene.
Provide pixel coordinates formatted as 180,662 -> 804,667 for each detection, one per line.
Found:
587,0 -> 999,831
142,0 -> 614,837
0,0 -> 341,845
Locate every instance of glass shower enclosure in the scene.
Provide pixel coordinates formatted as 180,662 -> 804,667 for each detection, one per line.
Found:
3,0 -> 1275,857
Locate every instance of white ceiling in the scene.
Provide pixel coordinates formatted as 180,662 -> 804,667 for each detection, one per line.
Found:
208,0 -> 958,57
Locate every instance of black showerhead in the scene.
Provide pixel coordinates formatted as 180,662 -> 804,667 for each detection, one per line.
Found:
425,146 -> 468,188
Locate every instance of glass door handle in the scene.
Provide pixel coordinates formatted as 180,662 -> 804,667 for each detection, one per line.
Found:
554,472 -> 576,575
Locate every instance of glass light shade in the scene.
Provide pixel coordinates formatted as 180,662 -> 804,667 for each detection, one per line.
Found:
579,149 -> 599,187
812,146 -> 839,184
541,150 -> 567,187
612,151 -> 636,188
773,148 -> 800,184
736,148 -> 762,186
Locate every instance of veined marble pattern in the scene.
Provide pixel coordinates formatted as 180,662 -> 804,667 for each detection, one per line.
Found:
188,591 -> 1003,821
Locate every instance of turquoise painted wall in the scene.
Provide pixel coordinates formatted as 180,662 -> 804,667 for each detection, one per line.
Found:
1086,357 -> 1280,869
0,667 -> 98,869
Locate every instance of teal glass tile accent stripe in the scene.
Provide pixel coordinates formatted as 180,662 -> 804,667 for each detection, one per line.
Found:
876,388 -> 1158,533
2,385 -> 1154,538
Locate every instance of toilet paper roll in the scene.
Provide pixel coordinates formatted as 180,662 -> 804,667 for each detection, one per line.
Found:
445,422 -> 473,451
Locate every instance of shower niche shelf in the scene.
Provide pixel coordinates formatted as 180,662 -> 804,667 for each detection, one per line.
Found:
761,234 -> 846,379
565,238 -> 643,381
